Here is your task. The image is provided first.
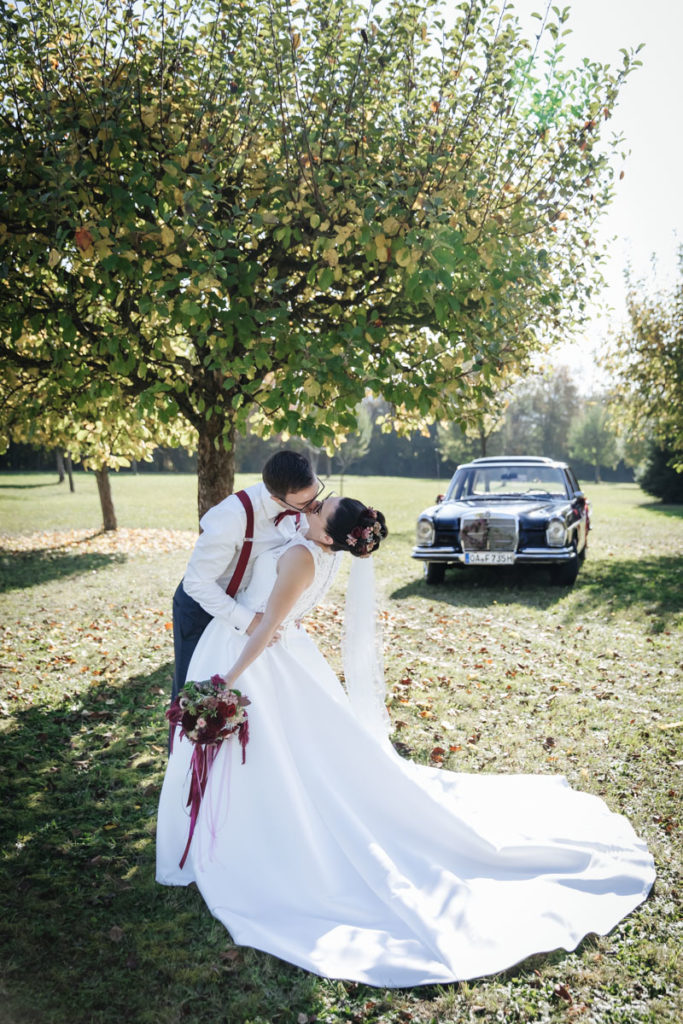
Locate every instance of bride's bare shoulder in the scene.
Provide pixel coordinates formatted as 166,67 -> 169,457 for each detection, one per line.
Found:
276,540 -> 316,585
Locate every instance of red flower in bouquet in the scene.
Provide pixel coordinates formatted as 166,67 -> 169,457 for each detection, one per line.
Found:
166,674 -> 250,868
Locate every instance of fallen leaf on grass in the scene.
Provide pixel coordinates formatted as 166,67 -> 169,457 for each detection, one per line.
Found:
220,949 -> 241,963
554,982 -> 573,1003
109,925 -> 124,942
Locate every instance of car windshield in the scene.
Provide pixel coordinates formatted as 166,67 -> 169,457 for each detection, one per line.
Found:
447,465 -> 568,500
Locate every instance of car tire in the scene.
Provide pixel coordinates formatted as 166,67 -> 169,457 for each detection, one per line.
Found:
424,562 -> 446,585
549,557 -> 579,586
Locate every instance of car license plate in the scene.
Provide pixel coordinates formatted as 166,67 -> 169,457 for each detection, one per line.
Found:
464,551 -> 515,565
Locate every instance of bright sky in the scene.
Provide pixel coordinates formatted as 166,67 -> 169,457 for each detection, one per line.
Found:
511,0 -> 683,385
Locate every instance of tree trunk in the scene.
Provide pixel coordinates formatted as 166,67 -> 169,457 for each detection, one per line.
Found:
95,467 -> 117,531
594,463 -> 601,484
197,422 -> 235,523
56,450 -> 65,483
65,454 -> 75,492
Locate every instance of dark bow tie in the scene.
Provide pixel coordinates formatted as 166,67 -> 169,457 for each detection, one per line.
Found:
274,509 -> 302,527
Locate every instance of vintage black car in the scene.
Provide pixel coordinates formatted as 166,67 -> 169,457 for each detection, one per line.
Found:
412,456 -> 590,586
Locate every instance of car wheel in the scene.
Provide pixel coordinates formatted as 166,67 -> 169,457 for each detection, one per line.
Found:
549,557 -> 579,586
424,562 -> 446,585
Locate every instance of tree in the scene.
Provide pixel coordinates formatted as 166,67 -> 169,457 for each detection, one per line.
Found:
637,441 -> 683,503
567,398 -> 618,483
335,401 -> 373,493
0,0 -> 637,520
610,250 -> 683,471
503,365 -> 581,460
0,361 -> 191,528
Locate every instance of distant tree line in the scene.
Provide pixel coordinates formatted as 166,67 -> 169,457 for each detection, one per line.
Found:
0,364 -> 636,488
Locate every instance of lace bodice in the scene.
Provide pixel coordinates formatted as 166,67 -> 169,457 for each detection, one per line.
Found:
241,536 -> 342,627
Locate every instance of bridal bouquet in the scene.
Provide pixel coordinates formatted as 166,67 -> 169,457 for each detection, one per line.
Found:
167,674 -> 250,755
166,675 -> 250,868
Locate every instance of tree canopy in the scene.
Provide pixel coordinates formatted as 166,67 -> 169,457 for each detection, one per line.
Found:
610,250 -> 683,472
0,0 -> 638,518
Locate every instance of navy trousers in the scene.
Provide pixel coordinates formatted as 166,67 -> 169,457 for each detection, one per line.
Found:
172,580 -> 213,701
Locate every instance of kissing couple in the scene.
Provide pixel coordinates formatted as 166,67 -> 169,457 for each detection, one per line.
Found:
157,449 -> 653,987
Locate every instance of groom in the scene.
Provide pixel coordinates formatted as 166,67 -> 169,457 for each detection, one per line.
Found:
172,449 -> 325,700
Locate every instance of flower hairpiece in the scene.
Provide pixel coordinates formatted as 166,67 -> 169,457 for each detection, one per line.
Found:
346,519 -> 380,554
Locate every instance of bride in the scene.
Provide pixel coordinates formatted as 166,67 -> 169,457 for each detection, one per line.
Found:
156,496 -> 654,988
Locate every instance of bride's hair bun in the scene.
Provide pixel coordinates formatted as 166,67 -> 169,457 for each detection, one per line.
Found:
326,499 -> 388,557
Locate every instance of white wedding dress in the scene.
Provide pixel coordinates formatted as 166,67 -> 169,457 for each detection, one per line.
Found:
156,537 -> 655,987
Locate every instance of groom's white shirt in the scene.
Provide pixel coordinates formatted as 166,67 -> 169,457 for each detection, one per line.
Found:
182,481 -> 300,634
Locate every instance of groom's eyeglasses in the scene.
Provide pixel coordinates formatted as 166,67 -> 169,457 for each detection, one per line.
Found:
275,480 -> 330,514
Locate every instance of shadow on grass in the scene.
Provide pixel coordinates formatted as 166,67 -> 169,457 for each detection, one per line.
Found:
392,555 -> 683,624
0,664 -> 322,1024
391,564 -> 570,608
0,548 -> 126,593
637,500 -> 683,520
0,481 -> 61,490
569,554 -> 683,625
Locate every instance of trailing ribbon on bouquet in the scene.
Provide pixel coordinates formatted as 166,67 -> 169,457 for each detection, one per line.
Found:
166,675 -> 250,869
342,556 -> 391,743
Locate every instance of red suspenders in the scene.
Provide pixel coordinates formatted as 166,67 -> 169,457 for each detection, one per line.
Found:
225,490 -> 254,598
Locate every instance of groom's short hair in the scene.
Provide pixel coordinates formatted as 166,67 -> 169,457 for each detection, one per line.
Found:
263,450 -> 315,497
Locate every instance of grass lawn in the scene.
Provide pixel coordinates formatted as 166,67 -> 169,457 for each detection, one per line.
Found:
0,470 -> 681,1024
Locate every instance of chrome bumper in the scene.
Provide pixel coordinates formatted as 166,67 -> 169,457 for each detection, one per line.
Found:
411,545 -> 577,564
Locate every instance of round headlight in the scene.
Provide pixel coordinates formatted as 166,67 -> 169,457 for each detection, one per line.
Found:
416,518 -> 435,546
546,517 -> 567,547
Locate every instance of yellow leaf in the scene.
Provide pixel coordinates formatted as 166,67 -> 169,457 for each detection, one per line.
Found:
382,216 -> 401,236
160,225 -> 175,247
395,248 -> 411,267
166,254 -> 182,268
180,154 -> 190,170
292,31 -> 301,50
48,249 -> 61,268
334,224 -> 354,246
94,239 -> 112,258
141,107 -> 156,128
303,378 -> 321,398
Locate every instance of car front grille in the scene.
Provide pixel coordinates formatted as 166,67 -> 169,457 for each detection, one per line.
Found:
459,512 -> 518,552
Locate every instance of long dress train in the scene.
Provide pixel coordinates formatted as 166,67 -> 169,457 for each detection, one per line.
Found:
156,537 -> 655,988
